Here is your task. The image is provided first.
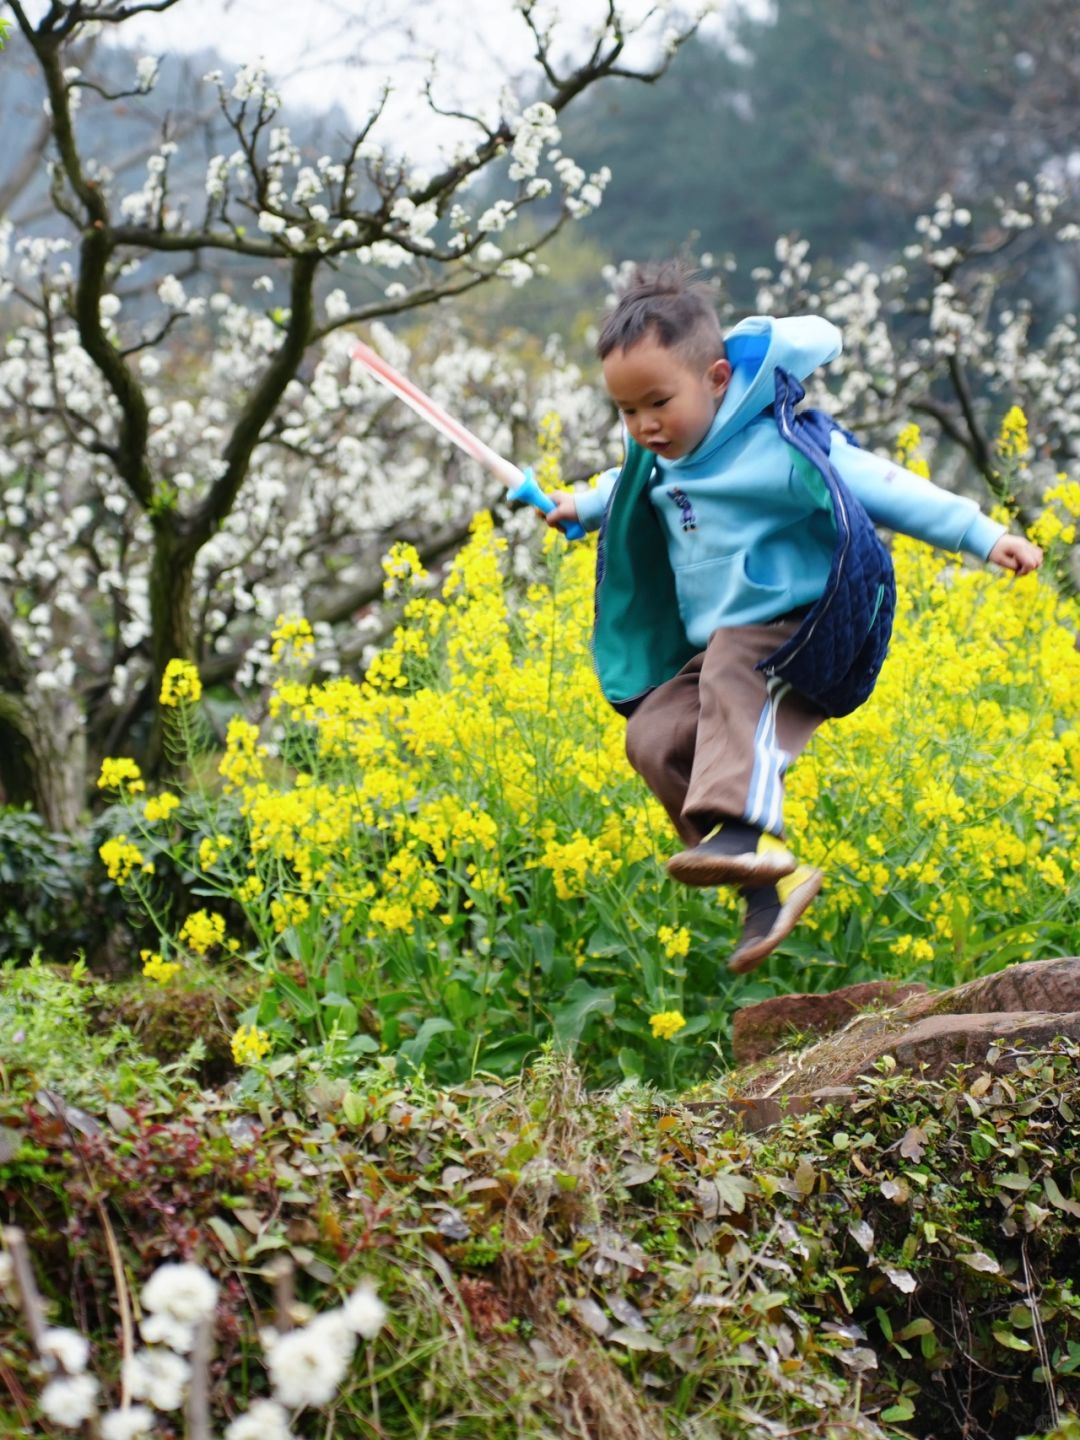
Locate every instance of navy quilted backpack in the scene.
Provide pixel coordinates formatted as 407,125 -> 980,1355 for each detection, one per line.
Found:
757,367 -> 896,718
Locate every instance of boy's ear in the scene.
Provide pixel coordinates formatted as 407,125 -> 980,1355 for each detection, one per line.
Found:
707,358 -> 732,398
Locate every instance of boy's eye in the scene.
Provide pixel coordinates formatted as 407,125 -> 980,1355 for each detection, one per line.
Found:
654,398 -> 669,409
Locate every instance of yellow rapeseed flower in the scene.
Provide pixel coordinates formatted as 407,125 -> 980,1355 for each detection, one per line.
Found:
995,405 -> 1030,462
271,614 -> 315,666
97,757 -> 146,794
657,925 -> 691,960
219,717 -> 267,794
178,909 -> 227,956
649,1010 -> 687,1041
198,834 -> 231,870
231,1025 -> 272,1065
144,792 -> 181,822
141,950 -> 181,984
159,658 -> 203,707
381,541 -> 428,597
536,409 -> 564,493
894,423 -> 931,479
99,835 -> 154,885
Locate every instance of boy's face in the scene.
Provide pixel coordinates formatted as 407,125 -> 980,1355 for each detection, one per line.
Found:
602,335 -> 731,461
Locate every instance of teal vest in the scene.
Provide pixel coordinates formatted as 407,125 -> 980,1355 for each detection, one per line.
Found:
591,438 -> 697,714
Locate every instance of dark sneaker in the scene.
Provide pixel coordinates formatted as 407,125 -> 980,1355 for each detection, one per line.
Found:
727,865 -> 824,974
666,822 -> 796,887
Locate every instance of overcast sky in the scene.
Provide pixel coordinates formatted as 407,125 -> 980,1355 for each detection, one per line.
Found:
116,0 -> 744,157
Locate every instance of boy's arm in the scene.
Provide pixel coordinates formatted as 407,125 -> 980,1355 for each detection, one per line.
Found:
829,436 -> 1007,560
549,466 -> 620,533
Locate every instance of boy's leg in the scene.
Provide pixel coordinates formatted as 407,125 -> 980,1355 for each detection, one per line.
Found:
667,621 -> 823,885
624,652 -> 706,848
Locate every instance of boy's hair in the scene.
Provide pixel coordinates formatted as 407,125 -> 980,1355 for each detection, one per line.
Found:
596,262 -> 725,372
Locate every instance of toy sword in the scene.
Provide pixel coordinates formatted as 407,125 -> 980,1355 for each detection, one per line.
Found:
350,338 -> 585,539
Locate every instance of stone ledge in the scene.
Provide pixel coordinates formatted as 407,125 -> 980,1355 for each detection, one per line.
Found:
723,958 -> 1080,1120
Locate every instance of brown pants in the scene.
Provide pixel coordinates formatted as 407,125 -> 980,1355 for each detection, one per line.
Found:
624,620 -> 824,847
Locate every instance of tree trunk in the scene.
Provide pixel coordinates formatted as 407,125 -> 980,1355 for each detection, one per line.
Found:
0,689 -> 87,832
149,526 -> 196,684
146,523 -> 197,771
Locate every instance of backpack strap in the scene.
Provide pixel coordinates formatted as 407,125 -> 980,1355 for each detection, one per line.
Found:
758,367 -> 896,717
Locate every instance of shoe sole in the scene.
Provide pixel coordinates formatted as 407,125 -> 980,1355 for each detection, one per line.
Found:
666,845 -> 796,888
727,867 -> 824,974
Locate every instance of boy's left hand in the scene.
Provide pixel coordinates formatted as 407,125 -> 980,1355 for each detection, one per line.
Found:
988,535 -> 1043,576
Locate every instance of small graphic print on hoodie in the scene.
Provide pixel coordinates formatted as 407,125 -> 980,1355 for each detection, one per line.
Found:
667,486 -> 697,531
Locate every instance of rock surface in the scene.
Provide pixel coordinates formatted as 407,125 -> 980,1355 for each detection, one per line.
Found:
731,980 -> 927,1064
726,958 -> 1080,1123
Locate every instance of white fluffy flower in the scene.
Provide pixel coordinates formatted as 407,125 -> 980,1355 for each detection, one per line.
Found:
42,1327 -> 91,1375
266,1311 -> 355,1408
139,1310 -> 194,1353
342,1281 -> 387,1339
157,275 -> 187,309
101,1405 -> 156,1440
142,1261 -> 219,1327
123,1348 -> 190,1412
39,1374 -> 99,1428
225,1397 -> 294,1440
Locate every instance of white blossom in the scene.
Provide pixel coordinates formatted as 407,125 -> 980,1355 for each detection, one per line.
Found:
135,56 -> 159,90
225,1397 -> 294,1440
40,1374 -> 99,1428
157,275 -> 187,310
324,289 -> 351,322
139,1310 -> 194,1352
205,155 -> 228,199
42,1327 -> 91,1375
101,1406 -> 156,1440
123,1349 -> 191,1411
343,1281 -> 387,1339
266,1310 -> 355,1408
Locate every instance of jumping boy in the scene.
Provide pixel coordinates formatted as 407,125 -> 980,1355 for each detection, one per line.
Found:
545,264 -> 1042,972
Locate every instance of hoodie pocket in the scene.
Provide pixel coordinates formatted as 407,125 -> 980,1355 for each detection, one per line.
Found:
673,550 -> 789,632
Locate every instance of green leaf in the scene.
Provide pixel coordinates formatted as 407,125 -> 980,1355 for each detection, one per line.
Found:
696,1172 -> 758,1217
970,1131 -> 995,1160
996,1171 -> 1032,1192
270,972 -> 318,1022
341,1092 -> 366,1125
585,927 -> 624,958
206,1216 -> 242,1260
552,980 -> 615,1046
1043,1174 -> 1080,1217
895,1318 -> 934,1341
881,1399 -> 915,1423
993,1329 -> 1033,1352
957,1250 -> 1000,1274
526,922 -> 557,974
617,1047 -> 644,1079
398,1016 -> 457,1070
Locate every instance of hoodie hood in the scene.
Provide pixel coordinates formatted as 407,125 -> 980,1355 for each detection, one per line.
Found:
660,314 -> 842,472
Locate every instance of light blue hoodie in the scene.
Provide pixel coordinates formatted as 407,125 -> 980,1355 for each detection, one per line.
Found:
575,315 -> 1004,649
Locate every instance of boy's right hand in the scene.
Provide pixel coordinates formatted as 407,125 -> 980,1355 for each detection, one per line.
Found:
545,490 -> 580,529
